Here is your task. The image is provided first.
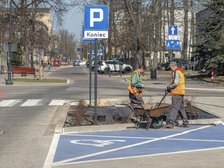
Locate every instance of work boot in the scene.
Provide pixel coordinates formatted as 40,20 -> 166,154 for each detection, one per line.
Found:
165,121 -> 174,129
174,120 -> 180,126
182,120 -> 189,127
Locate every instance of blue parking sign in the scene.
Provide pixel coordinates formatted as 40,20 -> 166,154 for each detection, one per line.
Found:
84,6 -> 109,30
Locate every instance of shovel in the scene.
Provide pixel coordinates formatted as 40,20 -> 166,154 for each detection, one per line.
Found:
157,90 -> 168,108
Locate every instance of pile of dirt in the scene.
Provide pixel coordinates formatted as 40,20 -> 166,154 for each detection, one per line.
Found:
64,101 -> 133,127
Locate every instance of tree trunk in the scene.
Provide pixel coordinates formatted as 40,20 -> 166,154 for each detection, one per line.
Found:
133,0 -> 140,69
190,0 -> 196,60
107,0 -> 114,60
162,0 -> 168,63
152,0 -> 161,70
182,0 -> 189,60
169,0 -> 175,60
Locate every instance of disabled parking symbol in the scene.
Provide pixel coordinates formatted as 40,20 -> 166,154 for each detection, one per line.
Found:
70,139 -> 126,147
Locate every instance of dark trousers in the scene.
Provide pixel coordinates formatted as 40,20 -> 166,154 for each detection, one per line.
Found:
165,95 -> 187,122
129,92 -> 144,105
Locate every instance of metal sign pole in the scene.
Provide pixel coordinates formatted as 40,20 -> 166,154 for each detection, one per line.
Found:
94,39 -> 98,123
89,43 -> 92,106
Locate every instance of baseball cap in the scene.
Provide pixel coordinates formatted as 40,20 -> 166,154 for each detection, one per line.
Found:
169,61 -> 177,67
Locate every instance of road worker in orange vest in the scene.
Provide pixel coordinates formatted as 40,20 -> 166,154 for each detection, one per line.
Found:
128,66 -> 144,106
165,61 -> 189,128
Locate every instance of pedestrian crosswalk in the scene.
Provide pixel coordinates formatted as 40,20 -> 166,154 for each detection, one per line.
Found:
0,99 -> 22,107
0,99 -> 79,107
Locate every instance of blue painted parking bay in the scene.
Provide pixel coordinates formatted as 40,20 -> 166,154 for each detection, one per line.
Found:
51,124 -> 224,166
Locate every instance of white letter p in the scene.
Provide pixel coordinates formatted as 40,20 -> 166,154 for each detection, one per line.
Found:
90,8 -> 103,27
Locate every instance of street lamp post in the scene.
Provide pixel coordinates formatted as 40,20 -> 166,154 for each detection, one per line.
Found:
6,0 -> 13,85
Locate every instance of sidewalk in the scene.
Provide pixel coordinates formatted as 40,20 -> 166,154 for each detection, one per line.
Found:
0,65 -> 72,85
111,70 -> 224,91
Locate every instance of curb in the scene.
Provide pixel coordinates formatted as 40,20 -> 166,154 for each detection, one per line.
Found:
122,77 -> 224,91
189,118 -> 224,125
54,103 -> 71,133
63,123 -> 134,133
54,98 -> 224,134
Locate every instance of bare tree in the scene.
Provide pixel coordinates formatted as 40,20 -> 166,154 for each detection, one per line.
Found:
53,29 -> 77,61
0,0 -> 68,66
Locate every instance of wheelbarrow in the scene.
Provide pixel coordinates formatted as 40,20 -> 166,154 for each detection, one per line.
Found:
128,91 -> 170,129
128,103 -> 170,129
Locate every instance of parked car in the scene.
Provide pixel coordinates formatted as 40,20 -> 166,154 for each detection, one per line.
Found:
53,59 -> 61,67
79,61 -> 86,66
157,58 -> 189,71
98,60 -> 133,74
73,60 -> 80,66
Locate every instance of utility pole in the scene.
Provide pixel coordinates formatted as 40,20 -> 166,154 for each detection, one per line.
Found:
6,0 -> 13,85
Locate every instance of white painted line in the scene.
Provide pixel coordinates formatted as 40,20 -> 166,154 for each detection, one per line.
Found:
49,100 -> 70,106
70,102 -> 79,106
143,85 -> 224,92
213,120 -> 224,125
20,99 -> 42,107
57,146 -> 224,166
0,130 -> 3,135
53,125 -> 211,166
0,99 -> 22,107
186,87 -> 224,92
43,134 -> 60,168
64,133 -> 224,143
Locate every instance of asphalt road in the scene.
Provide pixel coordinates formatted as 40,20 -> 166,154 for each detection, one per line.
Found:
0,66 -> 134,168
0,65 -> 223,168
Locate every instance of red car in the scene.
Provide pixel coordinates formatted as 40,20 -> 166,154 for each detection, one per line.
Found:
53,59 -> 61,67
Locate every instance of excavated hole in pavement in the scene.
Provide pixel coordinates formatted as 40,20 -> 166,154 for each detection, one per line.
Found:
64,101 -> 219,127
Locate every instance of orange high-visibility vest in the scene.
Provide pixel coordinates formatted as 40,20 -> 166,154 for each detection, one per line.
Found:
128,70 -> 142,95
170,69 -> 185,95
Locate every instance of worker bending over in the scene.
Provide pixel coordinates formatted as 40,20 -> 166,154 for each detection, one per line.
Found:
128,66 -> 144,106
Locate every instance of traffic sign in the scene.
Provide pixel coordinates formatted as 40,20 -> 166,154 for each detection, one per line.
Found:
84,6 -> 109,30
88,48 -> 103,57
81,25 -> 95,43
168,26 -> 178,36
84,5 -> 109,39
84,30 -> 108,39
166,40 -> 181,50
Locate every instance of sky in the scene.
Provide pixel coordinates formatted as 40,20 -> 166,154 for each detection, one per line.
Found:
60,1 -> 204,41
63,6 -> 84,40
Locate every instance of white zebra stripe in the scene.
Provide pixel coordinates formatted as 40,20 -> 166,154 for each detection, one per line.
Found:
0,99 -> 22,107
70,101 -> 79,106
49,100 -> 70,106
20,99 -> 43,107
0,99 -> 74,107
